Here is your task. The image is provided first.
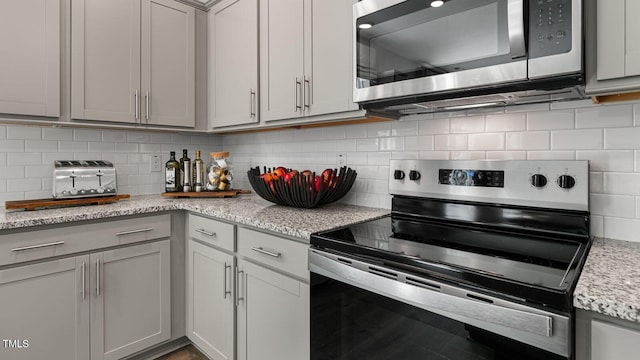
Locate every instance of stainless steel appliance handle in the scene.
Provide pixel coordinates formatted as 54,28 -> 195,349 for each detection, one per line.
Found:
115,228 -> 153,236
135,90 -> 139,121
507,0 -> 526,59
96,258 -> 101,297
81,262 -> 86,300
309,249 -> 559,338
250,89 -> 256,117
11,241 -> 65,252
223,263 -> 231,299
145,91 -> 150,121
251,247 -> 281,258
295,78 -> 302,111
195,228 -> 216,237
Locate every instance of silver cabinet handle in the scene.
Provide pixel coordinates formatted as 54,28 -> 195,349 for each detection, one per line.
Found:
11,240 -> 65,252
223,263 -> 231,299
250,89 -> 256,118
135,90 -> 139,121
236,268 -> 244,306
195,228 -> 216,237
304,76 -> 310,110
96,259 -> 101,297
145,91 -> 150,121
251,247 -> 282,258
295,77 -> 302,111
115,228 -> 153,236
81,262 -> 86,300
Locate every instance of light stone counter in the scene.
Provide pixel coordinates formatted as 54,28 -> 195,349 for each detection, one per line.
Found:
574,237 -> 640,323
0,194 -> 389,240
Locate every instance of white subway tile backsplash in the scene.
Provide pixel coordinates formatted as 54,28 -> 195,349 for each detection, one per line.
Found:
576,150 -> 634,172
74,129 -> 102,141
506,131 -> 549,150
0,126 -> 6,139
590,172 -> 604,193
7,126 -> 41,140
367,122 -> 392,138
335,139 -> 357,152
7,178 -> 41,192
526,151 -> 575,160
102,130 -> 127,142
346,152 -> 368,165
405,136 -> 434,151
505,103 -> 550,113
634,103 -> 640,126
604,217 -> 640,242
576,104 -> 633,129
356,138 -> 379,152
127,131 -> 151,143
43,152 -> 73,164
0,139 -> 25,152
591,194 -> 636,218
42,127 -> 73,141
551,129 -> 603,150
485,151 -> 527,160
346,124 -> 368,139
434,134 -> 467,150
603,173 -> 640,195
115,143 -> 138,153
150,133 -> 172,144
8,153 -> 41,165
450,116 -> 485,133
604,127 -> 640,149
0,166 -> 25,179
139,143 -> 161,153
418,118 -> 449,135
25,165 -> 51,178
391,151 -> 418,160
590,215 -> 604,238
367,152 -> 391,165
485,113 -> 526,132
88,142 -> 115,153
550,99 -> 594,110
418,151 -> 450,160
59,141 -> 88,152
75,152 -> 104,161
468,133 -> 504,150
392,121 -> 418,136
450,151 -> 485,160
24,140 -> 54,152
379,137 -> 404,151
326,126 -> 346,140
526,109 -> 575,130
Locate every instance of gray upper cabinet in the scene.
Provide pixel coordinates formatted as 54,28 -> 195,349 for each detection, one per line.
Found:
585,0 -> 640,94
0,0 -> 60,117
72,0 -> 195,127
209,0 -> 259,128
260,0 -> 360,124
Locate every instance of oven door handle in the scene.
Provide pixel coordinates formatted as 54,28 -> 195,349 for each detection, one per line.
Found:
309,249 -> 569,357
507,0 -> 526,59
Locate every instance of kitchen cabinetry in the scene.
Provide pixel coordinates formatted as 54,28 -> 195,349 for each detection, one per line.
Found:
585,0 -> 640,95
71,0 -> 195,127
576,309 -> 640,360
0,215 -> 171,360
0,0 -> 59,117
259,0 -> 359,123
186,214 -> 310,360
209,0 -> 259,128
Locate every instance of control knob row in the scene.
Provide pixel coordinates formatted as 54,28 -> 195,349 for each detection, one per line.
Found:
530,174 -> 576,189
393,170 -> 421,181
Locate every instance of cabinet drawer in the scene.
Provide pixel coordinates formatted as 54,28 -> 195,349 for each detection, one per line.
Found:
237,227 -> 308,279
187,214 -> 235,252
0,214 -> 170,268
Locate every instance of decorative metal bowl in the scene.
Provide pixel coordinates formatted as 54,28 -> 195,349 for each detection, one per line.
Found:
247,166 -> 357,208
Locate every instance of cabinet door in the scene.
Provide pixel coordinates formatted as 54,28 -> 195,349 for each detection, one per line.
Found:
141,0 -> 195,127
0,256 -> 89,360
90,240 -> 171,360
210,0 -> 259,128
304,0 -> 359,117
186,239 -> 235,360
0,0 -> 59,117
237,259 -> 310,360
71,0 -> 141,123
260,0 -> 305,122
591,320 -> 640,360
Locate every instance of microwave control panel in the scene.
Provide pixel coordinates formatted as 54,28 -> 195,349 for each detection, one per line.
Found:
529,0 -> 572,58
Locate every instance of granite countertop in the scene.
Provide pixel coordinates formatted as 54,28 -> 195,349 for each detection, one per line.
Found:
0,194 -> 389,241
574,237 -> 640,323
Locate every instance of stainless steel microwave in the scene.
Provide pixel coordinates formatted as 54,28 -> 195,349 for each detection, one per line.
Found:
354,0 -> 584,117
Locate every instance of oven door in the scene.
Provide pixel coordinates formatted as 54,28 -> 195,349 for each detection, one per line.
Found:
354,0 -> 527,103
309,249 -> 571,360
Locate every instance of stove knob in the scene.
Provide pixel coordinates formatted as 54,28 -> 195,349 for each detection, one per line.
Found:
409,170 -> 421,181
557,175 -> 576,189
530,174 -> 547,188
393,170 -> 406,180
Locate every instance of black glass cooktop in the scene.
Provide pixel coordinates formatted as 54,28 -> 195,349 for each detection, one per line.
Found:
311,214 -> 590,311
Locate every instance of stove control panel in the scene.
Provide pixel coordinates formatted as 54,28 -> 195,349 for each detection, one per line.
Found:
389,160 -> 589,211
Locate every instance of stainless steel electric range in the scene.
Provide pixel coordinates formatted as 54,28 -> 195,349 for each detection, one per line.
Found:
309,160 -> 591,360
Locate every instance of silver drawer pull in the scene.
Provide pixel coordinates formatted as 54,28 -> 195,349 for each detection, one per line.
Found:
195,228 -> 216,237
251,247 -> 282,258
11,241 -> 65,252
115,228 -> 153,236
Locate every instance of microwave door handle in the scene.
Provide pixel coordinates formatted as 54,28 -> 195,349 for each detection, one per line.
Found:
507,0 -> 526,59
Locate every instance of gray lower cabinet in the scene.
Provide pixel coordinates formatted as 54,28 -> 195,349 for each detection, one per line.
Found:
0,214 -> 172,360
0,256 -> 89,360
185,214 -> 310,360
576,309 -> 640,360
236,259 -> 310,360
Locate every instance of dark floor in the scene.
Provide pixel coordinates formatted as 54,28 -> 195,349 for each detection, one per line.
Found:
155,344 -> 209,360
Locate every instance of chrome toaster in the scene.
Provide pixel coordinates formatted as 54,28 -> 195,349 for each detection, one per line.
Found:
52,160 -> 117,199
